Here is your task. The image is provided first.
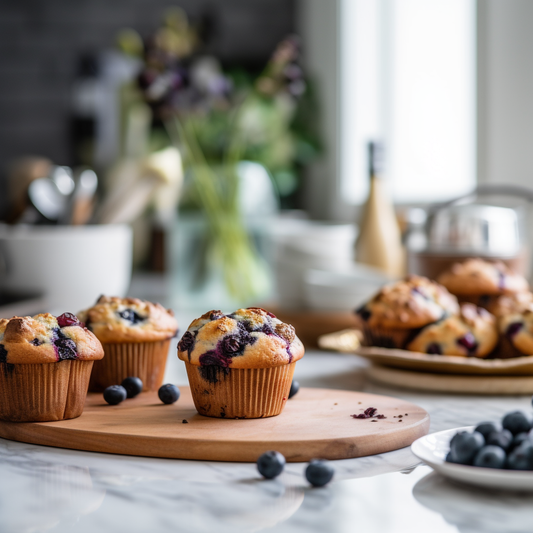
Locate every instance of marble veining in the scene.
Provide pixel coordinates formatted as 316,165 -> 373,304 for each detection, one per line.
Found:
0,348 -> 531,533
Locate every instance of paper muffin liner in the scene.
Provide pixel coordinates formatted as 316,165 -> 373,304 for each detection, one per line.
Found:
359,324 -> 415,350
89,339 -> 170,392
0,360 -> 93,422
185,361 -> 296,419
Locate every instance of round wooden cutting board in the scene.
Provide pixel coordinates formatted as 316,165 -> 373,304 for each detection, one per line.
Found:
0,387 -> 429,462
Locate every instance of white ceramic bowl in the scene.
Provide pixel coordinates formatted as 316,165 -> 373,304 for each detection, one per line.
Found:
303,265 -> 389,312
0,223 -> 133,314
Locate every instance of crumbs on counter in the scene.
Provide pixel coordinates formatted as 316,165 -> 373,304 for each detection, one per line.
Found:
351,407 -> 386,420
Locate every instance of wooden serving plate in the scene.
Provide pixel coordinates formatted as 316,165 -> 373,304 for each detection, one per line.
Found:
0,387 -> 429,462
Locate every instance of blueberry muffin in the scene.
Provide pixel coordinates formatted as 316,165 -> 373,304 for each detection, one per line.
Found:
437,259 -> 529,307
177,308 -> 304,419
486,291 -> 533,318
77,296 -> 178,392
407,304 -> 498,358
354,275 -> 459,349
0,312 -> 104,422
499,308 -> 533,358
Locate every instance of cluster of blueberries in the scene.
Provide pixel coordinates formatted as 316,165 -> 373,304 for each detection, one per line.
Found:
446,409 -> 533,470
103,378 -> 180,405
257,451 -> 334,487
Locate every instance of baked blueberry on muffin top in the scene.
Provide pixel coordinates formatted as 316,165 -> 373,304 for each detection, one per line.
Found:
0,313 -> 103,364
77,296 -> 178,343
177,307 -> 304,368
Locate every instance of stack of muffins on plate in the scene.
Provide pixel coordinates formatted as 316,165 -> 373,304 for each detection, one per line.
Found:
355,259 -> 533,359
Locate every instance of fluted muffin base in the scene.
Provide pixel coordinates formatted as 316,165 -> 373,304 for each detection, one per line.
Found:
185,361 -> 295,419
0,360 -> 93,422
88,340 -> 170,392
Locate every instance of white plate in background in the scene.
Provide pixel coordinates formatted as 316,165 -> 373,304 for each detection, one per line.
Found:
412,427 -> 533,491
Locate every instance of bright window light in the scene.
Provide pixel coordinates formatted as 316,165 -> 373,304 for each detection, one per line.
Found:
340,0 -> 476,204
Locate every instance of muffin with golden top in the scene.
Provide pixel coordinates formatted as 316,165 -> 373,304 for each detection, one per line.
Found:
0,312 -> 104,422
407,303 -> 498,358
178,307 -> 304,419
354,275 -> 459,349
437,258 -> 529,308
78,296 -> 178,392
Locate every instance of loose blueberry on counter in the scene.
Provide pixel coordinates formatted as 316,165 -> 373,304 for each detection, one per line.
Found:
257,451 -> 286,479
305,459 -> 334,487
486,429 -> 513,452
502,410 -> 532,435
158,384 -> 180,404
121,376 -> 143,398
472,445 -> 506,469
449,431 -> 484,465
104,385 -> 127,405
117,309 -> 146,324
289,380 -> 300,399
474,422 -> 500,440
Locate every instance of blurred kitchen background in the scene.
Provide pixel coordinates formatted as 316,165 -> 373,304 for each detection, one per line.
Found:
1,0 -> 533,344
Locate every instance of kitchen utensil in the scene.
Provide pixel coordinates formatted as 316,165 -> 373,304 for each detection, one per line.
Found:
407,184 -> 533,278
366,364 -> 533,394
0,387 -> 429,462
6,156 -> 52,223
412,427 -> 533,491
27,166 -> 75,223
67,168 -> 98,225
27,178 -> 68,221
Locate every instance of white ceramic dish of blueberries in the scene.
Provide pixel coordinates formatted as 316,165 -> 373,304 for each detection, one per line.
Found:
412,427 -> 533,491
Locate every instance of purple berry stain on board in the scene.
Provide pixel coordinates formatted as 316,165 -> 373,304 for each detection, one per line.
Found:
351,407 -> 386,420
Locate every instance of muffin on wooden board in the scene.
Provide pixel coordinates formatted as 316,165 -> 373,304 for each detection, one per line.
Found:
354,275 -> 459,349
0,312 -> 104,422
77,296 -> 178,392
406,303 -> 498,358
178,307 -> 304,419
437,259 -> 529,308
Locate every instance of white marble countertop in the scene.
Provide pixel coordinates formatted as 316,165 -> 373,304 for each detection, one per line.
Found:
2,344 -> 533,533
3,272 -> 533,533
